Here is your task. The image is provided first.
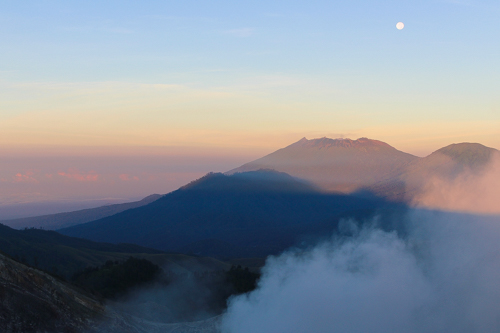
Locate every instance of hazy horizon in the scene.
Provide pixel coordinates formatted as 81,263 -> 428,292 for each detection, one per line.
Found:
0,144 -> 262,218
1,136 -> 498,220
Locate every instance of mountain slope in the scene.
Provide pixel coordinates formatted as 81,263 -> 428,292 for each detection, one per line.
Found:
0,194 -> 162,230
54,140 -> 499,261
0,222 -> 230,279
59,170 -> 400,259
369,142 -> 500,201
0,251 -> 104,332
0,222 -> 164,278
228,137 -> 418,193
229,138 -> 499,204
0,251 -> 222,333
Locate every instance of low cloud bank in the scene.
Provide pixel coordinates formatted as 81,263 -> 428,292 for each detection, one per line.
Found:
221,210 -> 500,333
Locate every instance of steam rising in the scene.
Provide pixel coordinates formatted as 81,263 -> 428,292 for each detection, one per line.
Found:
221,211 -> 500,332
413,154 -> 500,215
220,155 -> 500,332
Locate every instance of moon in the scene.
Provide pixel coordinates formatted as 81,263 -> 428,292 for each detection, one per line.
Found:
396,22 -> 405,30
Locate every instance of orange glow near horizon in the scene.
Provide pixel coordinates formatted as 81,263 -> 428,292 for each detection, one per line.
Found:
1,80 -> 498,158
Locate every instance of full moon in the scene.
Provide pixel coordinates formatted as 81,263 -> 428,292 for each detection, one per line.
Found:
396,22 -> 405,30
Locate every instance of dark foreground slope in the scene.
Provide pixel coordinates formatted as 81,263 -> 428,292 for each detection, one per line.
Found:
0,222 -> 161,279
0,251 -> 104,332
0,222 -> 231,279
0,194 -> 162,230
0,251 -> 222,333
60,170 -> 405,259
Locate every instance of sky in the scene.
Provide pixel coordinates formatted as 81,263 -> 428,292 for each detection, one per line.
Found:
0,0 -> 499,214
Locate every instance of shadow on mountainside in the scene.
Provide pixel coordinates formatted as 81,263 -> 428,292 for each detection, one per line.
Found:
59,170 -> 412,260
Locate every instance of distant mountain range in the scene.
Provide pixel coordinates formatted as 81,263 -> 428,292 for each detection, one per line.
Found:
229,137 -> 499,202
4,136 -> 496,262
0,194 -> 162,230
58,137 -> 499,259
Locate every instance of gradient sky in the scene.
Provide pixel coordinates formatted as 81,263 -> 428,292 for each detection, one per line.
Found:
0,0 -> 499,213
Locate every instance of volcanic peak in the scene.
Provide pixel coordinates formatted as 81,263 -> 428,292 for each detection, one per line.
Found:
434,142 -> 497,161
292,137 -> 393,150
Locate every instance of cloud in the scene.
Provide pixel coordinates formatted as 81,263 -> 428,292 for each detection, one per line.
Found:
119,174 -> 139,181
13,171 -> 38,183
57,168 -> 99,182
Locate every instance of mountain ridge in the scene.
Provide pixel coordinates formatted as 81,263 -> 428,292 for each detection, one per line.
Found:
14,138 -> 497,233
59,169 -> 401,259
0,194 -> 162,230
228,137 -> 418,193
371,142 -> 500,202
229,137 -> 499,199
289,137 -> 396,150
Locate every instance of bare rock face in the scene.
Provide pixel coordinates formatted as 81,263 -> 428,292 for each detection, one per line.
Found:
0,252 -> 104,333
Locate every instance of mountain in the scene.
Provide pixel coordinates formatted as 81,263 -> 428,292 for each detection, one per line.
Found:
368,142 -> 500,201
0,194 -> 162,230
54,139 -> 500,260
405,142 -> 498,180
229,138 -> 500,203
59,170 -> 402,259
228,137 -> 418,193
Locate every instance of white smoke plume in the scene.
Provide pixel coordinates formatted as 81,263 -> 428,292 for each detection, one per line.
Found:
412,154 -> 500,215
221,210 -> 500,333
